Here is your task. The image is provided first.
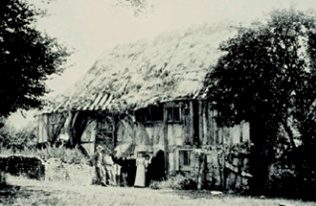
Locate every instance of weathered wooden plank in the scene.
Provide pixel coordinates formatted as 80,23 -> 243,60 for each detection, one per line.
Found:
163,105 -> 169,178
193,101 -> 200,145
189,101 -> 195,145
202,101 -> 208,145
213,110 -> 218,145
197,153 -> 206,190
209,108 -> 214,145
239,124 -> 244,142
198,100 -> 203,146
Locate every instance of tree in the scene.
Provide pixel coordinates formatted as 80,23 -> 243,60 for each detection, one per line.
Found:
114,0 -> 152,16
205,9 -> 316,193
0,0 -> 68,118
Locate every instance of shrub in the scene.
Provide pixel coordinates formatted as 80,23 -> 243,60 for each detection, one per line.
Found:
0,145 -> 88,165
0,155 -> 45,180
266,162 -> 297,198
36,145 -> 88,165
294,163 -> 316,200
265,146 -> 316,200
149,180 -> 162,190
149,174 -> 197,190
0,122 -> 37,152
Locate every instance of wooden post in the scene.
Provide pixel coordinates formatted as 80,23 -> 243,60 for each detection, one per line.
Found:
198,101 -> 203,146
202,101 -> 208,145
197,153 -> 206,190
208,108 -> 213,145
163,105 -> 169,178
183,103 -> 191,145
189,101 -> 195,145
240,124 -> 244,143
212,110 -> 218,145
218,149 -> 225,190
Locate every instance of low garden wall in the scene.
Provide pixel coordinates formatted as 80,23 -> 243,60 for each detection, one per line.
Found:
0,155 -> 45,181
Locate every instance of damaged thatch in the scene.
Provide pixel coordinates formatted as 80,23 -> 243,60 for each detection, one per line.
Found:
43,22 -> 237,114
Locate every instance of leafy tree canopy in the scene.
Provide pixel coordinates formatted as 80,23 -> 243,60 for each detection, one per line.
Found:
0,0 -> 68,118
205,9 -> 316,147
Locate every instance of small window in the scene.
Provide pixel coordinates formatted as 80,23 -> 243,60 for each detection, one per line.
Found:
151,106 -> 163,121
167,107 -> 181,122
135,109 -> 145,122
179,150 -> 192,167
135,106 -> 163,123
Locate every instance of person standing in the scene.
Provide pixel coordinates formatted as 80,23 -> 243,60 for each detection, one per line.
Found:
134,153 -> 147,187
103,149 -> 115,185
92,145 -> 106,186
145,154 -> 152,187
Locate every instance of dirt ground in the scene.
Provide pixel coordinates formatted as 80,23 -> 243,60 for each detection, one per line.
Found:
0,175 -> 315,206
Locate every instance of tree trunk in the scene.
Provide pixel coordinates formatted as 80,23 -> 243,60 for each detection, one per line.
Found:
248,117 -> 275,194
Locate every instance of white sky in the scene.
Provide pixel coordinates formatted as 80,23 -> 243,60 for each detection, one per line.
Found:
7,0 -> 316,126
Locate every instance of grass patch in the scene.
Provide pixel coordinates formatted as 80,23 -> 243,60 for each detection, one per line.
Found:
1,176 -> 316,206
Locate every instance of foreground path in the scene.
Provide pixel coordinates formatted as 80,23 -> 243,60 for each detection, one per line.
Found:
1,176 -> 315,206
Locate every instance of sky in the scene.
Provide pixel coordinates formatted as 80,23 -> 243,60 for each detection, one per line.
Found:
7,0 -> 316,127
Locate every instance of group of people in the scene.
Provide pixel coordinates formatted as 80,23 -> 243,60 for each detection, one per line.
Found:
91,145 -> 155,188
91,145 -> 116,186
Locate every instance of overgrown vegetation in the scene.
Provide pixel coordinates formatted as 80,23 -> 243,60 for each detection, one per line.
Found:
205,8 -> 316,199
37,146 -> 88,165
0,123 -> 88,184
264,145 -> 316,200
0,123 -> 37,153
0,146 -> 88,165
0,122 -> 88,165
149,174 -> 197,190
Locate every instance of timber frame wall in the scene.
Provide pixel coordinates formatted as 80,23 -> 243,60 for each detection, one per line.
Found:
38,99 -> 249,179
131,99 -> 249,177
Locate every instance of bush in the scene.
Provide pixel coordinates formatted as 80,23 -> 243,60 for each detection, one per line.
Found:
265,146 -> 316,200
0,145 -> 88,165
0,155 -> 45,180
0,122 -> 37,152
36,145 -> 88,165
149,174 -> 197,190
266,162 -> 297,198
149,180 -> 161,190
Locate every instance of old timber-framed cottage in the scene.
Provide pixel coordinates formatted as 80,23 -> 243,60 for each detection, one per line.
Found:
38,23 -> 250,188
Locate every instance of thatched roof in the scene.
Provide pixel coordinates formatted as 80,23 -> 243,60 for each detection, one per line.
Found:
43,23 -> 237,114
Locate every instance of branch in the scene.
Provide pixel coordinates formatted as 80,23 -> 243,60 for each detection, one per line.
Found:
304,98 -> 316,122
281,120 -> 296,149
19,110 -> 26,118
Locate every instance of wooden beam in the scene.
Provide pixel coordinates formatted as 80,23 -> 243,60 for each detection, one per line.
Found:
240,124 -> 244,143
198,100 -> 203,146
183,103 -> 191,145
189,101 -> 195,145
202,102 -> 208,145
163,105 -> 169,178
207,107 -> 213,145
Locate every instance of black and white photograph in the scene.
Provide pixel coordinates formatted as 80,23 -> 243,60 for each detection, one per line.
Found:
1,0 -> 316,205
